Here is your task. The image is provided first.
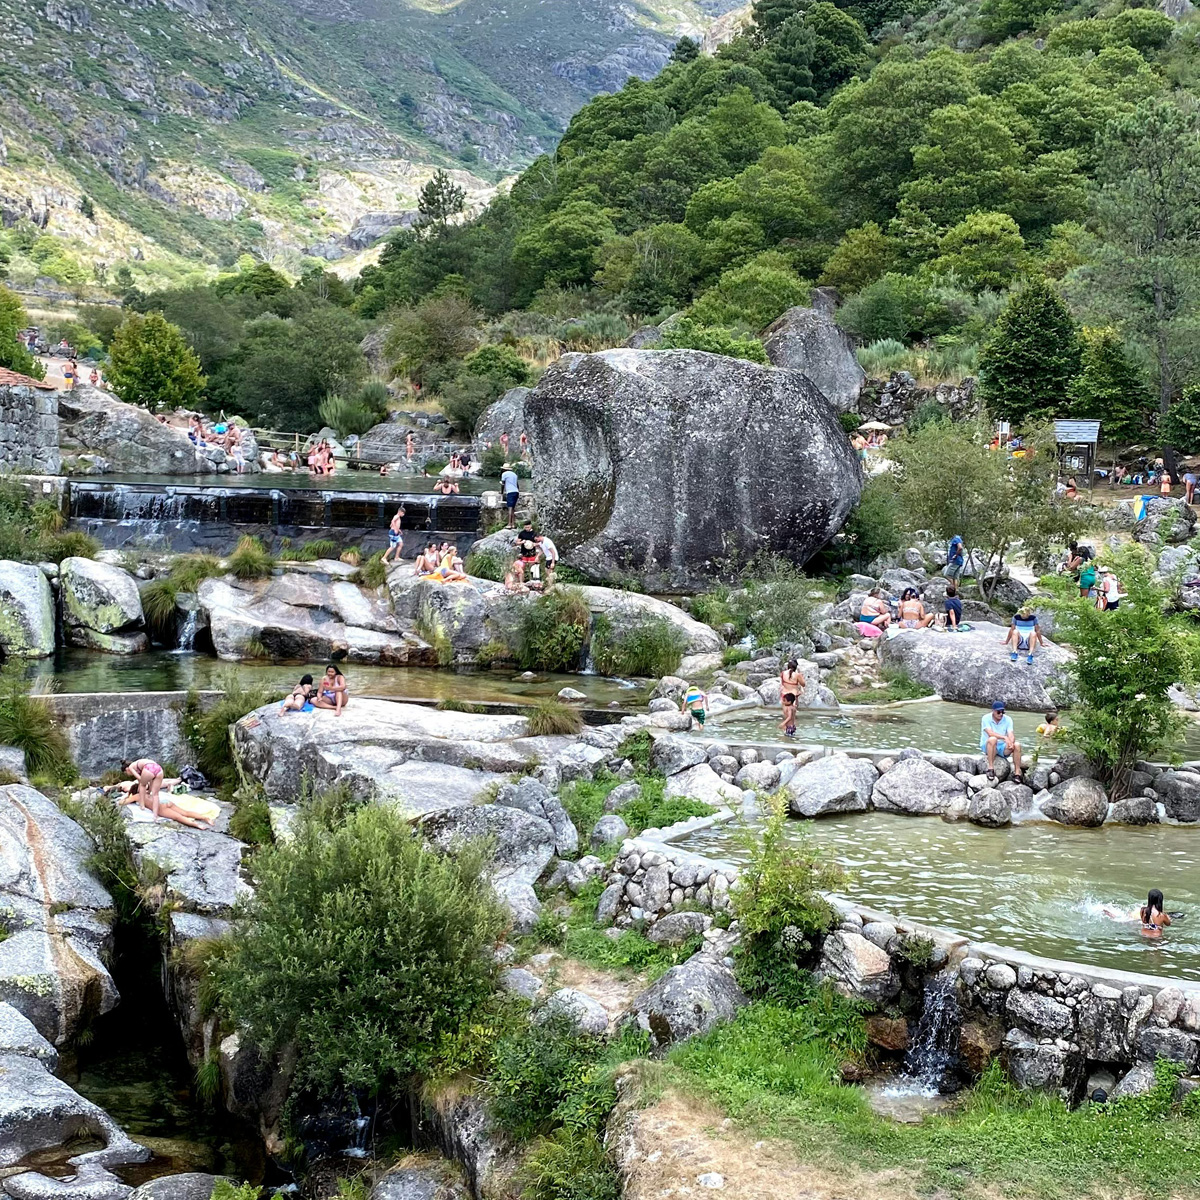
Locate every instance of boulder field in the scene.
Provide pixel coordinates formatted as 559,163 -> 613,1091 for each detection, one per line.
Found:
525,348 -> 862,590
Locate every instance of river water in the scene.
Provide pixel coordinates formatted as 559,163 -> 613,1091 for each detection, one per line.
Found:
679,813 -> 1200,980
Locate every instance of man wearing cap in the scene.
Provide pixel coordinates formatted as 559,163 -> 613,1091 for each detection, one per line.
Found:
981,700 -> 1024,783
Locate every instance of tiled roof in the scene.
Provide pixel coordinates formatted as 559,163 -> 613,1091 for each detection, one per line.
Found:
0,368 -> 56,390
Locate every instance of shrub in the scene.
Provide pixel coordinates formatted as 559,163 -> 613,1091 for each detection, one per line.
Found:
184,677 -> 275,786
590,614 -> 687,678
617,778 -> 714,835
726,557 -> 818,647
480,444 -> 509,476
211,1182 -> 261,1200
656,317 -> 768,364
689,589 -> 733,631
614,729 -> 654,771
515,588 -> 591,671
42,531 -> 100,564
353,551 -> 389,589
558,776 -> 618,839
526,699 -> 584,737
0,667 -> 74,782
318,394 -> 380,439
229,785 -> 273,846
227,536 -> 275,581
732,792 -> 842,1003
517,1128 -> 620,1200
208,802 -> 506,1098
838,411 -> 862,434
140,578 -> 181,644
464,549 -> 506,581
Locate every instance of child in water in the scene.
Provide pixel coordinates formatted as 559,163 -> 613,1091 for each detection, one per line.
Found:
1104,889 -> 1173,938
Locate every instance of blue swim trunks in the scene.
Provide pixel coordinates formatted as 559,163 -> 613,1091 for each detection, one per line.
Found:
388,530 -> 402,546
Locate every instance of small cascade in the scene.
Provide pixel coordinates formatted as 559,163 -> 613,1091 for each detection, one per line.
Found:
892,972 -> 963,1096
344,1113 -> 370,1159
173,609 -> 198,654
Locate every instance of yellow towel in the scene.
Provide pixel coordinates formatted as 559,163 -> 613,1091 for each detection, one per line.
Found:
168,794 -> 222,822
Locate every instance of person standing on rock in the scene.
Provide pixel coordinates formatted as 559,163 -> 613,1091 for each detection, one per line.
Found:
406,433 -> 415,462
1161,470 -> 1174,498
779,659 -> 804,738
681,683 -> 708,729
980,700 -> 1024,783
1186,471 -> 1198,505
944,535 -> 965,582
534,533 -> 558,588
501,467 -> 520,529
382,506 -> 406,565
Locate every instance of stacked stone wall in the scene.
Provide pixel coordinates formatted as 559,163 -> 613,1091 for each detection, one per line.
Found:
0,382 -> 60,474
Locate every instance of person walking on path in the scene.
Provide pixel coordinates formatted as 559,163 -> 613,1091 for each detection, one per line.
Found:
381,506 -> 406,564
501,467 -> 520,528
1186,472 -> 1197,505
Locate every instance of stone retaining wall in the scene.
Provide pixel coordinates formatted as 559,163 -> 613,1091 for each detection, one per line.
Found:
0,381 -> 60,475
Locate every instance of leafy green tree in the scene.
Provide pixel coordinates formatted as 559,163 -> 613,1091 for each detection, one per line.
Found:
418,169 -> 467,230
218,261 -> 289,300
512,201 -> 616,298
1090,98 -> 1200,446
759,15 -> 818,110
107,312 -> 206,413
687,253 -> 809,330
1161,386 -> 1200,455
1106,9 -> 1175,55
932,211 -> 1026,292
0,286 -> 43,379
1054,549 -> 1200,799
979,0 -> 1059,39
801,3 -> 869,98
753,0 -> 804,35
1068,326 -> 1149,442
818,222 -> 895,294
209,801 -> 506,1097
384,290 -> 481,385
979,276 -> 1079,423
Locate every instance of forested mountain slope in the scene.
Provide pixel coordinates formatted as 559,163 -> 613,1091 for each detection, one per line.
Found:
0,0 -> 741,276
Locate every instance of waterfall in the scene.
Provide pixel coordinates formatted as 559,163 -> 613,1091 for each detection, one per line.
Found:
173,609 -> 198,654
344,1113 -> 370,1158
886,972 -> 962,1096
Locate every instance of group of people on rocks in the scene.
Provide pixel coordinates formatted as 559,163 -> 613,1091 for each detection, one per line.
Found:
504,520 -> 558,594
1061,542 -> 1123,610
280,663 -> 350,717
186,414 -> 248,472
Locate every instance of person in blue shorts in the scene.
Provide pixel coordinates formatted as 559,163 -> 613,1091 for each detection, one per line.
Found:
1005,605 -> 1042,665
981,699 -> 1024,782
381,506 -> 406,564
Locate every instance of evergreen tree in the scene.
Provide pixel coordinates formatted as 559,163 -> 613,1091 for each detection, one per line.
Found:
759,15 -> 817,109
753,0 -> 804,36
0,286 -> 43,379
107,312 -> 205,413
979,276 -> 1080,423
671,36 -> 700,63
1161,386 -> 1200,455
1068,326 -> 1149,442
418,169 -> 467,231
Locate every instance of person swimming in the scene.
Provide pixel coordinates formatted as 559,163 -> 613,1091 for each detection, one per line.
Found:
1103,889 -> 1174,937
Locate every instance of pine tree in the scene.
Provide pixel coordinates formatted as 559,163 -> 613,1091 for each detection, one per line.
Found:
753,0 -> 804,35
1068,326 -> 1149,443
979,276 -> 1080,424
670,36 -> 700,63
759,15 -> 817,109
417,169 -> 466,231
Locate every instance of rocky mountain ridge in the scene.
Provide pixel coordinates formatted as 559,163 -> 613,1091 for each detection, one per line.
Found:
0,0 -> 741,277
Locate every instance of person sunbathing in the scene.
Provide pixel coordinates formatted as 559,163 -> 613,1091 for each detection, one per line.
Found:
118,759 -> 217,830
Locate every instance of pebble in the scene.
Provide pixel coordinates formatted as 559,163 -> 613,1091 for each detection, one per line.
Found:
698,1174 -> 725,1189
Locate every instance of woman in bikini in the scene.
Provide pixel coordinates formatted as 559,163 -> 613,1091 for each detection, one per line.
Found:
857,588 -> 891,629
280,674 -> 315,713
779,658 -> 804,738
897,587 -> 934,629
313,664 -> 349,716
119,759 -> 215,830
1104,889 -> 1173,938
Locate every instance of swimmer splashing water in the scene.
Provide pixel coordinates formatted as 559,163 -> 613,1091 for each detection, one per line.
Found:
1103,888 -> 1174,938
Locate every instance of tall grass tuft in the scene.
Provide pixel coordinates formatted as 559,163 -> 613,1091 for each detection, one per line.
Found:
515,587 -> 591,672
140,578 -> 181,644
464,549 -> 506,581
591,614 -> 687,678
170,553 -> 222,593
526,699 -> 584,737
184,676 -> 276,786
227,536 -> 275,581
353,551 -> 388,589
0,667 -> 73,782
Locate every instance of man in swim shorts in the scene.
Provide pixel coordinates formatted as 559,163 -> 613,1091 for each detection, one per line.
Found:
381,506 -> 406,564
980,699 -> 1024,782
501,468 -> 520,529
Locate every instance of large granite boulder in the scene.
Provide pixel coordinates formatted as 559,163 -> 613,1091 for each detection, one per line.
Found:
786,753 -> 877,817
422,802 -> 556,933
58,385 -> 215,474
0,1052 -> 149,1194
475,386 -> 529,449
60,557 -> 147,653
0,785 -> 118,1047
387,573 -> 499,665
129,1175 -> 232,1200
627,953 -> 747,1049
817,930 -> 899,1005
231,700 -> 552,817
526,349 -> 862,589
1041,777 -> 1108,827
372,1164 -> 468,1200
1002,1028 -> 1085,1101
871,758 -> 966,816
199,573 -> 436,665
879,622 -> 1070,710
1152,770 -> 1200,822
760,294 -> 865,412
0,561 -> 55,658
1134,497 -> 1197,546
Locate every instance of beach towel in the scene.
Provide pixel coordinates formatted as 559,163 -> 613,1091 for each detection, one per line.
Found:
123,794 -> 221,824
855,621 -> 883,638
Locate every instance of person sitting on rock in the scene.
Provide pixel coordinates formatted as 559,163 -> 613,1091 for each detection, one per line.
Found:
313,664 -> 349,717
414,542 -> 441,576
1005,605 -> 1042,665
944,583 -> 962,632
280,674 -> 315,714
857,588 -> 891,630
897,587 -> 933,629
980,700 -> 1024,783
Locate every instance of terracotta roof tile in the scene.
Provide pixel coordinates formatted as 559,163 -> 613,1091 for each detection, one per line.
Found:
0,368 -> 56,390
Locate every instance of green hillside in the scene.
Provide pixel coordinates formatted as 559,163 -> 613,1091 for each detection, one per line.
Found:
0,0 -> 740,282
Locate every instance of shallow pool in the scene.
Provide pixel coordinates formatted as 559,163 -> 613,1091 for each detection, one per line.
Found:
27,648 -> 644,709
702,700 -> 1200,758
679,813 -> 1200,981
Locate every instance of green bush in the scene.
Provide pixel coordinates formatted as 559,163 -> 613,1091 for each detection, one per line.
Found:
171,553 -> 223,592
515,588 -> 591,671
517,1128 -> 620,1200
732,793 -> 842,1003
614,729 -> 653,771
838,411 -> 863,434
464,549 -> 507,581
211,1182 -> 261,1200
526,699 -> 584,737
353,551 -> 389,589
227,536 -> 275,581
0,666 -> 74,782
229,785 -> 273,846
184,677 -> 275,786
617,775 -> 714,835
140,578 -> 181,644
726,557 -> 818,647
480,444 -> 509,476
209,802 -> 506,1098
689,589 -> 734,631
656,317 -> 768,364
590,614 -> 687,679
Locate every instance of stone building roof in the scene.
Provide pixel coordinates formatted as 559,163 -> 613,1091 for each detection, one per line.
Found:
0,368 -> 56,390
